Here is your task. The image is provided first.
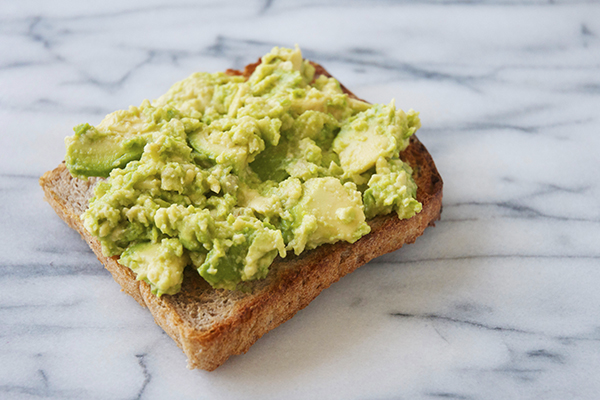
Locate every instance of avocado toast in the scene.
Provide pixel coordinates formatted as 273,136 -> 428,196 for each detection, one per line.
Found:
40,48 -> 443,370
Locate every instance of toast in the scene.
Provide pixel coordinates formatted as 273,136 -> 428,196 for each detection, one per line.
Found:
40,59 -> 443,371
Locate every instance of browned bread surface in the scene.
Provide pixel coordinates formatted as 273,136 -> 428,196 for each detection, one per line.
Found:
39,61 -> 443,371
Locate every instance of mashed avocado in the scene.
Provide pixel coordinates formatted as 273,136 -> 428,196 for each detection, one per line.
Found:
65,46 -> 422,295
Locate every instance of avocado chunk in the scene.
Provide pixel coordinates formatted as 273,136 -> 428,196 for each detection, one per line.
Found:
188,115 -> 282,173
195,216 -> 286,290
287,177 -> 371,255
119,238 -> 189,296
249,139 -> 291,182
65,123 -> 147,178
363,158 -> 423,219
332,103 -> 420,180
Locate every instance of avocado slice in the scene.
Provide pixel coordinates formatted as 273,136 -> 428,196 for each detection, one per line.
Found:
65,123 -> 147,178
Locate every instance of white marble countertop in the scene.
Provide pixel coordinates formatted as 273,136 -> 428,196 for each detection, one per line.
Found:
2,1 -> 600,399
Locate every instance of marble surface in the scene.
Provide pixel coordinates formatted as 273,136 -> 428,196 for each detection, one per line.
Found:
2,1 -> 600,399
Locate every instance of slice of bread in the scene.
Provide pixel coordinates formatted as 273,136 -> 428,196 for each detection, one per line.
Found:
39,60 -> 443,371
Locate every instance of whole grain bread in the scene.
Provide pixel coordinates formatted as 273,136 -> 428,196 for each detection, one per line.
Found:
39,60 -> 443,371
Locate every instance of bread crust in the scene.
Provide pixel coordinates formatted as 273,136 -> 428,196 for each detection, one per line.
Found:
39,61 -> 443,371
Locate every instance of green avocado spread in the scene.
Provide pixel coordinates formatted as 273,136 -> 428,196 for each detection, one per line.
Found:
65,46 -> 422,295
